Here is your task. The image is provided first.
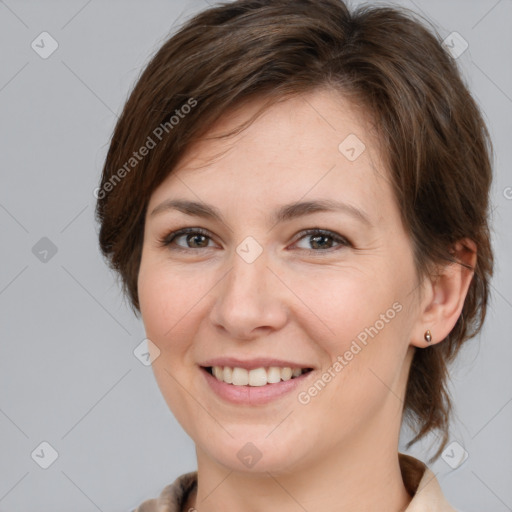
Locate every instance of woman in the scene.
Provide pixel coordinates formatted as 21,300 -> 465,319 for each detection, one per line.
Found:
95,0 -> 493,510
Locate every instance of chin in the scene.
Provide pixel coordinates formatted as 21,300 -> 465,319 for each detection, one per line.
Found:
197,430 -> 313,475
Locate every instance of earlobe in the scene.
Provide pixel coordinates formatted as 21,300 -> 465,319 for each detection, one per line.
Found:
411,238 -> 477,348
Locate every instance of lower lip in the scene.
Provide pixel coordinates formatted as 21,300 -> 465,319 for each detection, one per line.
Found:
200,366 -> 313,405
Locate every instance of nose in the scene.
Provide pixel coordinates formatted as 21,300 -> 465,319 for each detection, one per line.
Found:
209,245 -> 288,340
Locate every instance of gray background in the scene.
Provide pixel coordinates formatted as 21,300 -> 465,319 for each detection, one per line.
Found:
0,0 -> 511,510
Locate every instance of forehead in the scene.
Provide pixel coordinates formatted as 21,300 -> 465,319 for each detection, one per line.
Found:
174,88 -> 378,170
148,88 -> 394,227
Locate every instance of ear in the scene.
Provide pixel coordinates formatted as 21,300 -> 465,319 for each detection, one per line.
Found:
410,238 -> 477,348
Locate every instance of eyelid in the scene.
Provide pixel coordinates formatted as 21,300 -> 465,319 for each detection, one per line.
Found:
288,230 -> 352,256
292,228 -> 351,248
158,227 -> 215,250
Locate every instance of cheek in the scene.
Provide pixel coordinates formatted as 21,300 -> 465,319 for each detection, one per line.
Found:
138,268 -> 168,343
138,259 -> 205,340
286,263 -> 399,347
137,261 -> 205,434
291,264 -> 412,408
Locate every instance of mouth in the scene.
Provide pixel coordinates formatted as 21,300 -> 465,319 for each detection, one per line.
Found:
201,365 -> 314,387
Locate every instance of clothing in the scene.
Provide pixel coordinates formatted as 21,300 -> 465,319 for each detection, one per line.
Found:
132,452 -> 458,512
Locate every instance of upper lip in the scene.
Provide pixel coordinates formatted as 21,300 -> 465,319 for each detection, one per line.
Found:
199,357 -> 314,370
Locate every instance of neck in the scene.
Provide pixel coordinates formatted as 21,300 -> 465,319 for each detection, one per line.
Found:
187,432 -> 412,512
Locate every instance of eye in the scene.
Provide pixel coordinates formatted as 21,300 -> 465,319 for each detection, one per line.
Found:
292,228 -> 351,252
157,227 -> 351,253
158,227 -> 215,251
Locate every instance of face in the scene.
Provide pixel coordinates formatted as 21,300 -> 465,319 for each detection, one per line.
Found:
138,88 -> 423,474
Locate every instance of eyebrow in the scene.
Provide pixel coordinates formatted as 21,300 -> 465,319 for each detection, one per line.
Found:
149,198 -> 373,227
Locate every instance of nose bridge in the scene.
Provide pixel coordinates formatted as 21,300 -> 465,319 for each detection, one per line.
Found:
224,238 -> 270,310
210,236 -> 286,337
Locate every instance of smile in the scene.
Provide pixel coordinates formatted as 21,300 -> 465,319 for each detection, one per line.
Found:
206,365 -> 313,386
200,365 -> 315,405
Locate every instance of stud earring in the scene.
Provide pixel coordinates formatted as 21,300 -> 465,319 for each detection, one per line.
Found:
424,330 -> 432,343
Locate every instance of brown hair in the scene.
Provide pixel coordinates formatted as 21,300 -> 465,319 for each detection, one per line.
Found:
95,0 -> 493,461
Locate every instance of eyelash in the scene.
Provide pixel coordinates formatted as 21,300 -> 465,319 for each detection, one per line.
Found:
157,227 -> 351,254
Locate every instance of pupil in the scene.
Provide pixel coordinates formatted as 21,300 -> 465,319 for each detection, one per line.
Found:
311,235 -> 330,249
189,234 -> 207,247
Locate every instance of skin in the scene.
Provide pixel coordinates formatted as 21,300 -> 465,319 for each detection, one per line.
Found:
137,87 -> 476,512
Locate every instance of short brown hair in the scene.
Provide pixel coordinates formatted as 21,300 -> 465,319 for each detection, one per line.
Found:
95,0 -> 493,461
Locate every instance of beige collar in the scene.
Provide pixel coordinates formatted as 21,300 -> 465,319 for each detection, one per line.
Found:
399,453 -> 457,511
133,452 -> 457,511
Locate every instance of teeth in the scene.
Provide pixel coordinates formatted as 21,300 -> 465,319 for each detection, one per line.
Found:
223,366 -> 233,384
281,367 -> 292,381
232,367 -> 249,386
267,366 -> 281,384
210,366 -> 308,386
248,367 -> 267,386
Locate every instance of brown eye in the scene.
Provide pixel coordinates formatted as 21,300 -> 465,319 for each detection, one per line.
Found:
293,229 -> 350,252
182,233 -> 210,248
159,228 -> 214,251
